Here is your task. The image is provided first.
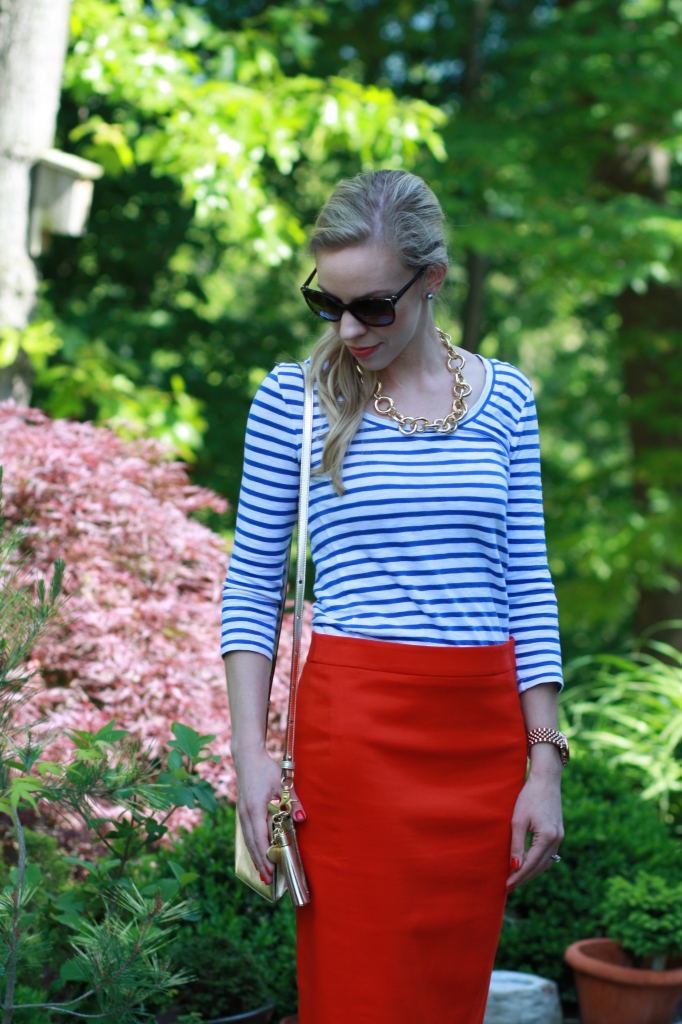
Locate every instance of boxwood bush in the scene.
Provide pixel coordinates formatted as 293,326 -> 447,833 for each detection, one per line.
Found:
495,754 -> 682,1002
154,802 -> 298,1019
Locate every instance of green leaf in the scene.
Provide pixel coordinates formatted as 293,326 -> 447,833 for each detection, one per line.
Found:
141,878 -> 180,902
54,891 -> 85,914
192,780 -> 217,813
94,720 -> 128,743
168,860 -> 185,883
62,856 -> 99,874
60,958 -> 90,984
170,785 -> 196,808
9,776 -> 44,809
170,723 -> 202,759
167,749 -> 183,771
24,863 -> 41,888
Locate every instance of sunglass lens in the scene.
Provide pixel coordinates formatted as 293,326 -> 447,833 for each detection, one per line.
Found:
304,289 -> 342,322
351,299 -> 395,326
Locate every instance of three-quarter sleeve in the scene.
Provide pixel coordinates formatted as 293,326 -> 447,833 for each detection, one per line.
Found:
220,366 -> 302,658
506,382 -> 563,692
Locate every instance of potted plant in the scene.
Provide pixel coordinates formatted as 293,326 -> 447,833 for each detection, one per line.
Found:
565,872 -> 682,1024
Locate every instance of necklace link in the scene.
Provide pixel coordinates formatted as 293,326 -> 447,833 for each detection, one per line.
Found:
361,329 -> 472,436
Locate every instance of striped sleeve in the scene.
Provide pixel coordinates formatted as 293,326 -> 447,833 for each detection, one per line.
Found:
220,366 -> 302,658
506,379 -> 564,692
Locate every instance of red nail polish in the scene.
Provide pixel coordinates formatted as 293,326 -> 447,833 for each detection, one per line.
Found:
508,884 -> 517,892
511,857 -> 520,871
294,810 -> 305,821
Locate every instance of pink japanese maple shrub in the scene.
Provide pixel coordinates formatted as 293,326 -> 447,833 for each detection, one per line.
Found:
0,402 -> 311,805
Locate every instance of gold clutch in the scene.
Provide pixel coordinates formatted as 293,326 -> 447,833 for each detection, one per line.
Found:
234,361 -> 313,908
235,812 -> 286,903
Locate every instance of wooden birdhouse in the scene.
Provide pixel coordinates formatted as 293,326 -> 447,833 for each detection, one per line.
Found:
29,149 -> 104,257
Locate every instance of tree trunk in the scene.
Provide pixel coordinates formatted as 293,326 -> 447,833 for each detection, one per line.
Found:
461,249 -> 490,353
459,2 -> 492,352
616,283 -> 682,648
0,0 -> 71,402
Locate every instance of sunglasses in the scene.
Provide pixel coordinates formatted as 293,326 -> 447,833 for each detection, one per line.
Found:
300,266 -> 426,327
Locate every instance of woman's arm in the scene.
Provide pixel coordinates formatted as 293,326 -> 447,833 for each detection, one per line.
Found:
222,366 -> 308,883
226,651 -> 308,882
506,682 -> 564,891
226,651 -> 282,883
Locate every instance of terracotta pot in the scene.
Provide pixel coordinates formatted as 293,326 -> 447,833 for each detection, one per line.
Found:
565,938 -> 682,1024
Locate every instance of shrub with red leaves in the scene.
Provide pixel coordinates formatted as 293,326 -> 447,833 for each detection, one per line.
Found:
0,402 -> 311,807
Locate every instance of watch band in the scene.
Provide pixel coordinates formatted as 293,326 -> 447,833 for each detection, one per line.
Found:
526,726 -> 569,767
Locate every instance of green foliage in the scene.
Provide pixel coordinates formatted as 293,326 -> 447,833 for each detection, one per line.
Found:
34,330 -> 208,462
602,872 -> 682,967
32,0 -> 682,654
562,641 -> 682,815
0,830 -> 71,894
34,0 -> 445,493
495,754 -> 682,1001
6,986 -> 55,1024
150,801 -> 297,1018
169,934 -> 273,1019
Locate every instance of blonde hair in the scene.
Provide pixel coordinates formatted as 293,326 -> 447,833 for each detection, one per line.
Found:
308,170 -> 448,495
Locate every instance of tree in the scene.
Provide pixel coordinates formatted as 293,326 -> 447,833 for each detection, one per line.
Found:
32,0 -> 682,656
0,0 -> 72,403
304,0 -> 682,654
31,0 -> 444,496
0,401 -> 311,802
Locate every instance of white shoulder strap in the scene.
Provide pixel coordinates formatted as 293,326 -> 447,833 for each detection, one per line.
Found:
263,361 -> 314,786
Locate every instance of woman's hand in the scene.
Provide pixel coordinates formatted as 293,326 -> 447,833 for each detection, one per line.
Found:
225,650 -> 308,884
506,744 -> 564,891
235,751 -> 308,883
235,748 -> 283,883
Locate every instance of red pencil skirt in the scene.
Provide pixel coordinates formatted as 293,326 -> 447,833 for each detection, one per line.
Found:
294,632 -> 527,1024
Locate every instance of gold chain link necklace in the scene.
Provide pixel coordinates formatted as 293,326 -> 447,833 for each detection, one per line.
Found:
357,329 -> 473,436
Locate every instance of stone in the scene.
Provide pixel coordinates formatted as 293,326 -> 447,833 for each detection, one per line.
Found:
484,970 -> 563,1024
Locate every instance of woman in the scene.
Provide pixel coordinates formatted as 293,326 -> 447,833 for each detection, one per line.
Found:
223,170 -> 565,1024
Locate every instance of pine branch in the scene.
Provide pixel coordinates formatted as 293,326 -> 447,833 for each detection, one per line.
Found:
1,806 -> 26,1024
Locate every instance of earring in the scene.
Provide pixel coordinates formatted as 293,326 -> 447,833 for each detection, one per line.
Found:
426,293 -> 434,300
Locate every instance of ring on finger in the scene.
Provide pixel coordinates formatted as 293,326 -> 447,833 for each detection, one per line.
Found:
551,853 -> 561,863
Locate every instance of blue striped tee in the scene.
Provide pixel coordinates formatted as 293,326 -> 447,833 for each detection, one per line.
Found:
221,356 -> 563,692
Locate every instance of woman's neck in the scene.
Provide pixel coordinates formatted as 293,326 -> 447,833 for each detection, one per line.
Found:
379,318 -> 444,391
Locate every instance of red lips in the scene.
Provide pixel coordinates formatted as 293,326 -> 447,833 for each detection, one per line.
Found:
348,344 -> 380,359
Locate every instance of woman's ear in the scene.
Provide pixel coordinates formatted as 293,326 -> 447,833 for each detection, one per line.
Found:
423,263 -> 448,298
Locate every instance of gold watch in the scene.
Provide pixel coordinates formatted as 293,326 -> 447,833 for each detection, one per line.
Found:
526,727 -> 569,767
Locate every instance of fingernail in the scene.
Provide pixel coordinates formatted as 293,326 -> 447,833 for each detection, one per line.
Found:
511,857 -> 520,871
294,810 -> 305,821
508,884 -> 517,892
